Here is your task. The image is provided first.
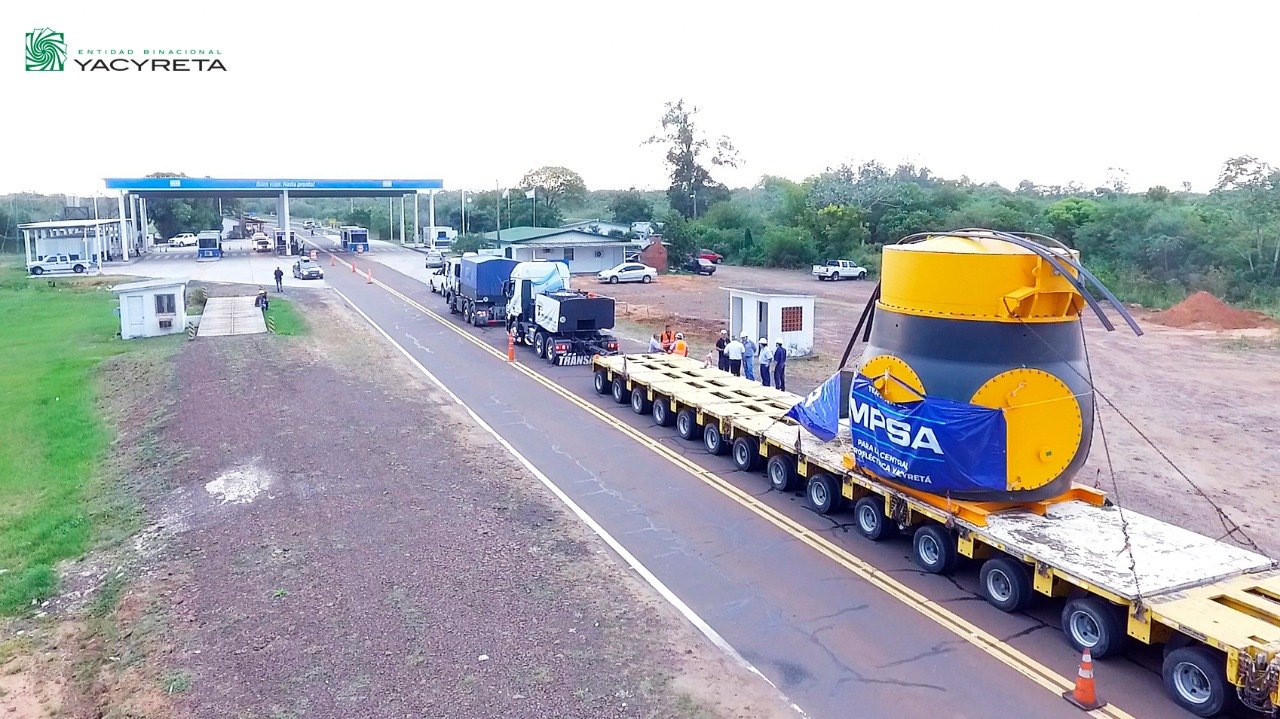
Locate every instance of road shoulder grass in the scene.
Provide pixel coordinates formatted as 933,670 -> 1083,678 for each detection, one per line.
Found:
0,268 -> 181,613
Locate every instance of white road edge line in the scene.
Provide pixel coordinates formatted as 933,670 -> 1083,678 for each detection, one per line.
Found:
327,284 -> 809,718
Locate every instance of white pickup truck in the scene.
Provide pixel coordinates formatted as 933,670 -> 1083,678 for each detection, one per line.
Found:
27,254 -> 91,275
811,259 -> 868,281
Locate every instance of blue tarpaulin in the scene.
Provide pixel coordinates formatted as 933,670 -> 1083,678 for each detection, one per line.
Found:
784,371 -> 843,442
848,375 -> 1008,493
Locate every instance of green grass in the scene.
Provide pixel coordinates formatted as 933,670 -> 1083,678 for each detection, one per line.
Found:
0,267 -> 173,614
265,297 -> 306,336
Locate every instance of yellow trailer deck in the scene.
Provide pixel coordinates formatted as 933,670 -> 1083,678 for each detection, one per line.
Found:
592,352 -> 1280,717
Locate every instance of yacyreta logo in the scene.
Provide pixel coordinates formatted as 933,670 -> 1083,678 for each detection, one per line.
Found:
26,28 -> 67,71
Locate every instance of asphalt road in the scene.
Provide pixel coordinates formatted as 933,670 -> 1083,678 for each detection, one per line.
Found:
302,236 -> 1197,719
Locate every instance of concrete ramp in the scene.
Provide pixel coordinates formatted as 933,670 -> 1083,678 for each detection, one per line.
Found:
199,296 -> 268,337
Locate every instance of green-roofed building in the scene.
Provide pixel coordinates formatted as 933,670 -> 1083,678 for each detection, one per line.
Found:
482,226 -> 637,274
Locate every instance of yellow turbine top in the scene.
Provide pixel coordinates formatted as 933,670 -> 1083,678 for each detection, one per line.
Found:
879,234 -> 1085,323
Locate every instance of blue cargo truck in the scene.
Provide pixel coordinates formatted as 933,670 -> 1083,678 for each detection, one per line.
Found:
451,256 -> 519,327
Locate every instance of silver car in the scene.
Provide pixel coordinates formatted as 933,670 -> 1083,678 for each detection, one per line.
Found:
596,262 -> 657,284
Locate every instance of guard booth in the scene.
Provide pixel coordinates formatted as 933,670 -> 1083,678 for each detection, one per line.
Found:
274,229 -> 297,255
340,226 -> 370,253
725,286 -> 816,357
196,230 -> 222,259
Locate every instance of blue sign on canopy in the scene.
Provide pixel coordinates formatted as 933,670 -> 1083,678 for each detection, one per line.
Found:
848,375 -> 1008,493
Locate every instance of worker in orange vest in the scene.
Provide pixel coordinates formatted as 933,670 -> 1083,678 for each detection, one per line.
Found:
672,332 -> 688,357
660,325 -> 676,352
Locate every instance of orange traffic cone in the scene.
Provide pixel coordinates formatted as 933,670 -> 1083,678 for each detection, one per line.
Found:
1062,648 -> 1105,710
366,268 -> 373,284
351,260 -> 356,273
330,255 -> 335,267
507,332 -> 516,362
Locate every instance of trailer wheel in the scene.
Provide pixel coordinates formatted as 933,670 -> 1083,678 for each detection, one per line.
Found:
1061,596 -> 1128,659
807,473 -> 842,514
911,525 -> 958,574
1162,646 -> 1236,717
979,557 -> 1033,613
652,398 -> 675,427
593,370 -> 610,395
610,378 -> 629,404
766,455 -> 797,492
703,423 -> 728,455
676,409 -> 701,441
731,437 -> 759,471
534,331 -> 547,359
630,387 -> 652,415
853,496 -> 897,541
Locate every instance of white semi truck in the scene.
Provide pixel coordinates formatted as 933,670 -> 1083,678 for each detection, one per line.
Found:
504,261 -> 619,365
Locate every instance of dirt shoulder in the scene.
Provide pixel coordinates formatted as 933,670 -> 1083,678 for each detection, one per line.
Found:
604,265 -> 1280,558
2,286 -> 794,719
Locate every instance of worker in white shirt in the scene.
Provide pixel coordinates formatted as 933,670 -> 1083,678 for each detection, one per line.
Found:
725,334 -> 745,376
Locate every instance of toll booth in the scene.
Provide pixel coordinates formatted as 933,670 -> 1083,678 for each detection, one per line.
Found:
340,226 -> 370,253
274,229 -> 297,255
196,231 -> 223,259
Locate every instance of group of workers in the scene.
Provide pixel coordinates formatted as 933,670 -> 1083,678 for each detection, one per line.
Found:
645,325 -> 787,391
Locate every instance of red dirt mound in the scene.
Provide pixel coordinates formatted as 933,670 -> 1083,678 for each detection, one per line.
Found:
1148,291 -> 1277,330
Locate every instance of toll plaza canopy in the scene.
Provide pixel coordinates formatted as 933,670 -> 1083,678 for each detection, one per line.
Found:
102,177 -> 445,259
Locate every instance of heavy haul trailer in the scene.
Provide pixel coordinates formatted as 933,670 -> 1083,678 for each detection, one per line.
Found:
590,229 -> 1280,717
592,353 -> 1280,716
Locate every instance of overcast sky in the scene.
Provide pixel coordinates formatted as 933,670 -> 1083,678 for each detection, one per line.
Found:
4,1 -> 1277,197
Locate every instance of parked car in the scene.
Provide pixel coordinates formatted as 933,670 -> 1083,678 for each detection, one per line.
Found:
303,220 -> 315,229
27,254 -> 89,275
424,249 -> 445,268
169,232 -> 197,247
252,233 -> 272,252
428,267 -> 449,294
596,262 -> 658,284
686,257 -> 716,275
698,249 -> 724,264
292,258 -> 324,280
811,259 -> 868,281
624,251 -> 640,263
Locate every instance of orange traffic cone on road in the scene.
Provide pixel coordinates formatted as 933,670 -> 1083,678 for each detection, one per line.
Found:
366,267 -> 373,284
507,332 -> 516,362
351,260 -> 356,273
1062,648 -> 1105,710
330,255 -> 335,267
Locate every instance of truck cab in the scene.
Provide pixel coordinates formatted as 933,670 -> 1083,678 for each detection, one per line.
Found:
505,260 -> 618,364
812,259 -> 868,280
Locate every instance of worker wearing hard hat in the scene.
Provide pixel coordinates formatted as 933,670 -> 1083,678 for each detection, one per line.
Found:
672,332 -> 688,357
758,337 -> 772,386
741,331 -> 757,381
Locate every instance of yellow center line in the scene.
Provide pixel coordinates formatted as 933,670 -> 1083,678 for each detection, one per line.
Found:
326,245 -> 1136,719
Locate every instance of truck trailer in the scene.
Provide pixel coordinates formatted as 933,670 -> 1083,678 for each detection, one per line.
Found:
504,260 -> 619,365
591,229 -> 1280,717
452,255 -> 518,327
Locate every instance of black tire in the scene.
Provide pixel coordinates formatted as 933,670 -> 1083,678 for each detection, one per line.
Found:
1061,596 -> 1128,659
609,276 -> 619,284
652,397 -> 675,426
703,423 -> 728,455
610,378 -> 629,404
807,473 -> 842,514
31,266 -> 44,276
593,370 -> 610,395
911,525 -> 958,574
630,387 -> 652,415
534,331 -> 547,359
1162,646 -> 1236,717
675,408 -> 701,441
979,557 -> 1034,613
853,496 -> 897,541
766,455 -> 797,492
731,437 -> 759,471
832,272 -> 840,281
641,275 -> 652,283
73,264 -> 85,273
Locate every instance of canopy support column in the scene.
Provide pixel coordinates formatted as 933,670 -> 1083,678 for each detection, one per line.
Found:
400,196 -> 407,246
118,193 -> 129,262
413,192 -> 420,246
281,190 -> 292,256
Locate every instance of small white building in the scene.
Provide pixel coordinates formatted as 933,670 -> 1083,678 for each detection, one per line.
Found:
20,218 -> 123,265
113,279 -> 188,340
725,287 -> 816,357
485,227 -> 634,274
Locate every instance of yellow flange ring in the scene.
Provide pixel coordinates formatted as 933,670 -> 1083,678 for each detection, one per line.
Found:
859,354 -> 925,404
970,368 -> 1082,491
